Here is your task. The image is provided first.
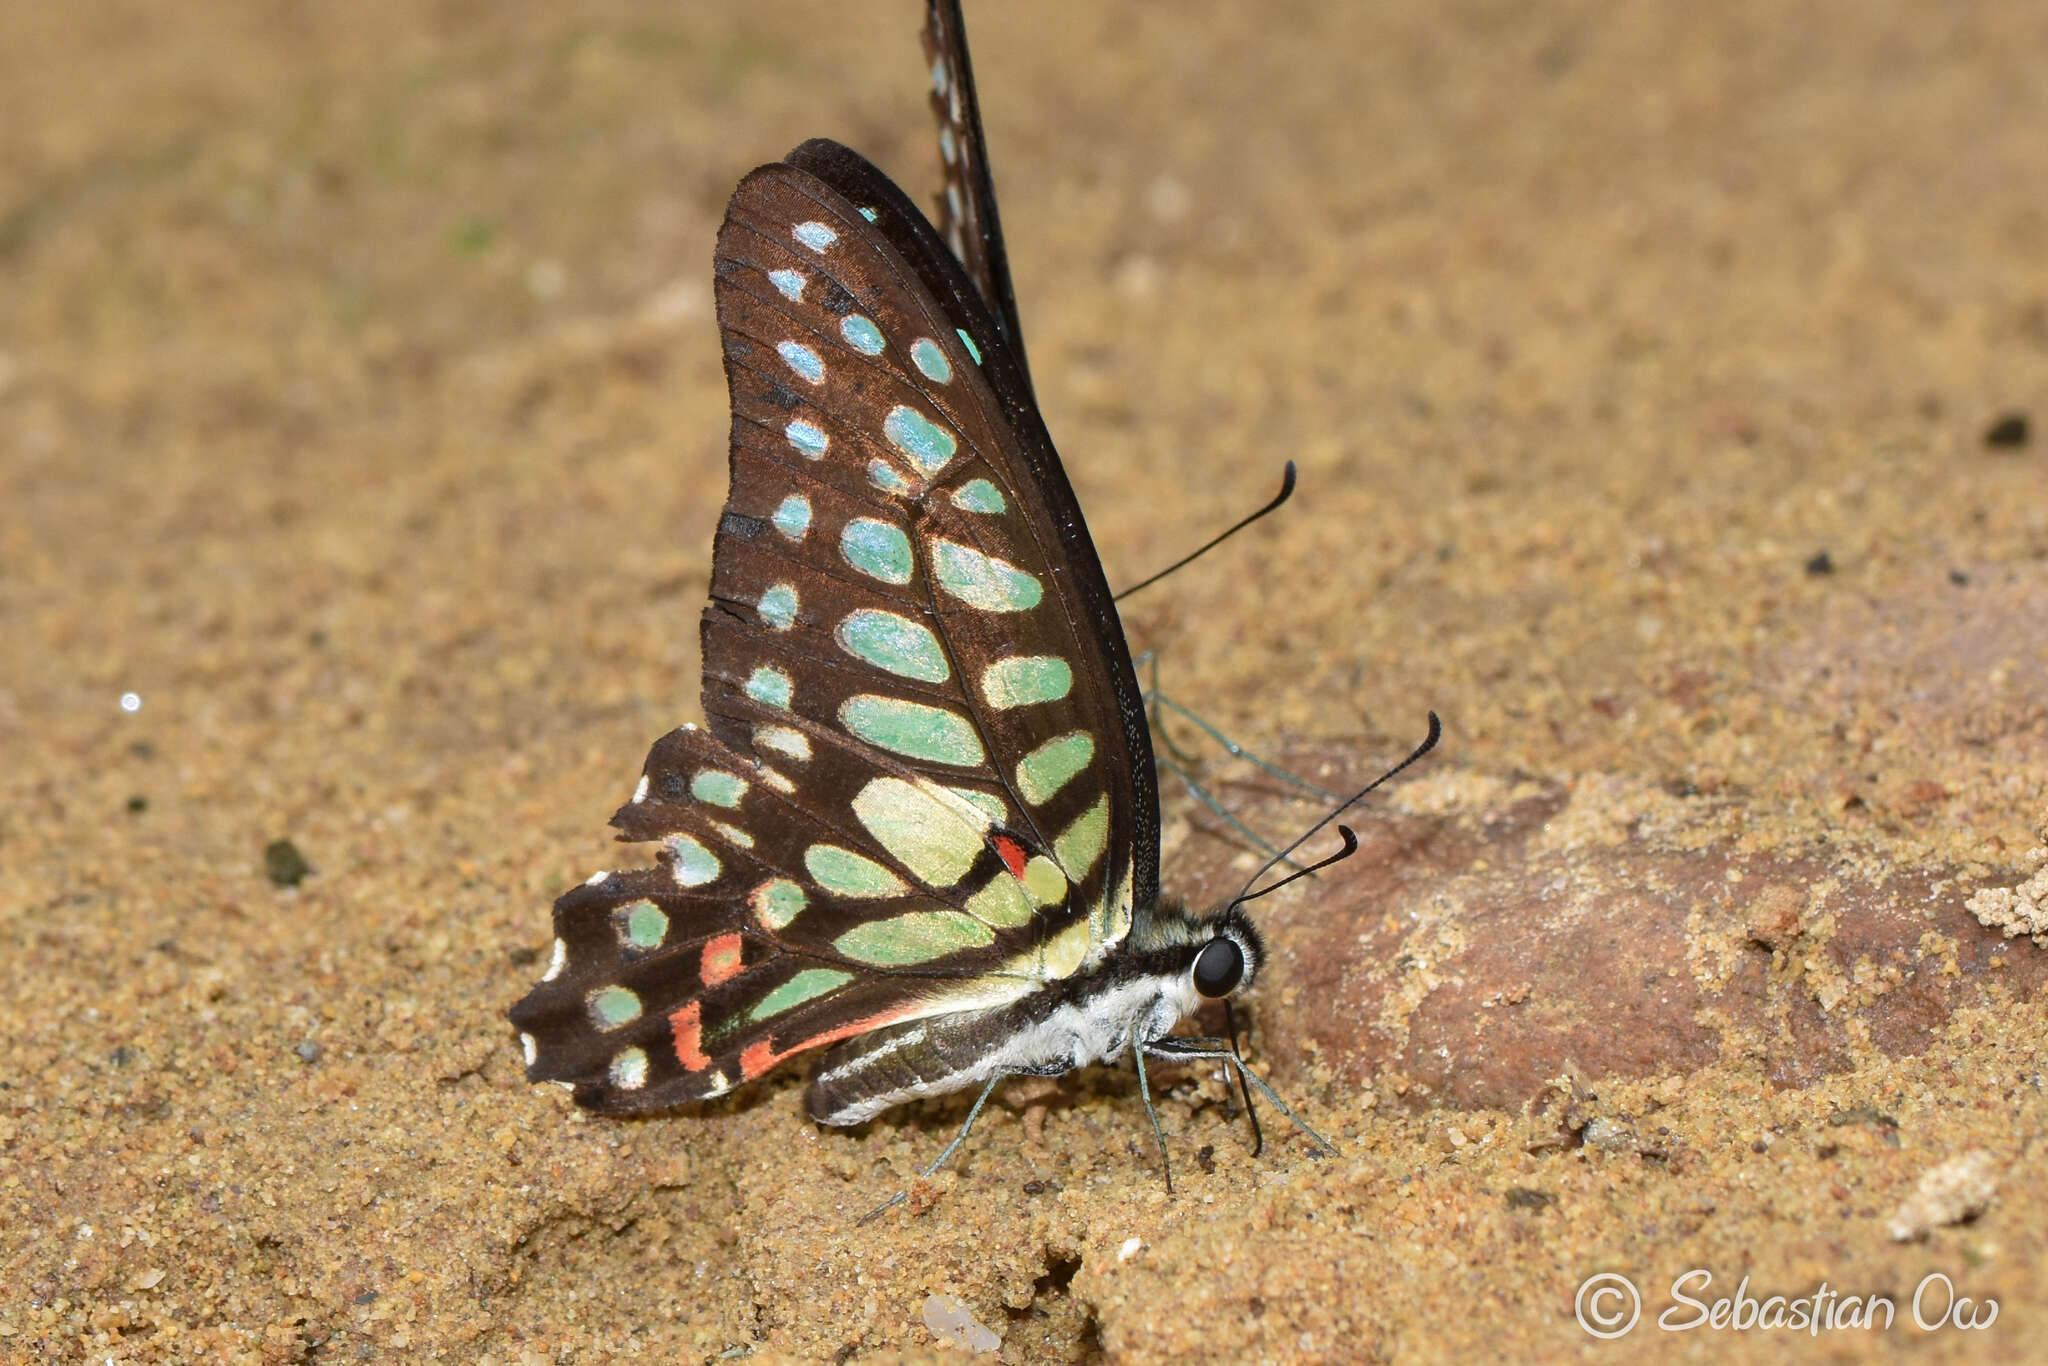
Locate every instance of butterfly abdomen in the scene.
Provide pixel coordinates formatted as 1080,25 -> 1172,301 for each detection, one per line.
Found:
804,953 -> 1201,1126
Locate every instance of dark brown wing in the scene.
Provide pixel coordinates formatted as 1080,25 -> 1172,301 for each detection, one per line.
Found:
922,0 -> 1030,382
510,147 -> 1157,1112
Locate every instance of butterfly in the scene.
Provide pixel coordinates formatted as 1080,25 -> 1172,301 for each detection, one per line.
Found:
508,0 -> 1435,1196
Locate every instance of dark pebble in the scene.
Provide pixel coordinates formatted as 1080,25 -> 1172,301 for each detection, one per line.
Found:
265,838 -> 312,888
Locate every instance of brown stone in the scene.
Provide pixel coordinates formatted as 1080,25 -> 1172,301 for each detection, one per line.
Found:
1172,764 -> 2048,1112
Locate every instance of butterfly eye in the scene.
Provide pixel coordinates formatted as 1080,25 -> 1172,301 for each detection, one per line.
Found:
1191,937 -> 1244,999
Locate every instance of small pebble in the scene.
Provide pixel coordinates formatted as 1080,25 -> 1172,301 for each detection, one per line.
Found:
1983,412 -> 2030,448
1887,1149 -> 1998,1241
265,839 -> 312,888
921,1293 -> 999,1354
1582,1116 -> 1637,1153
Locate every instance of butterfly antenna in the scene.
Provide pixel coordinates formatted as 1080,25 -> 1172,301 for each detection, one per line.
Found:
1228,712 -> 1442,909
1233,825 -> 1360,907
1114,461 -> 1297,602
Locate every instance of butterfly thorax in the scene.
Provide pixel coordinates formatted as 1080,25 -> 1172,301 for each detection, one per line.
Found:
806,899 -> 1264,1126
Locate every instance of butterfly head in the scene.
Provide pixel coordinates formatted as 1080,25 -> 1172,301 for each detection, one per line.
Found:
1131,896 -> 1266,1007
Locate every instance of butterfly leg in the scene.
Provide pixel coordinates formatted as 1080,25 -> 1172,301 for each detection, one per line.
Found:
856,1067 -> 1052,1225
1224,999 -> 1264,1157
1144,1037 -> 1339,1158
1140,659 -> 1342,871
1143,1033 -> 1260,1155
1146,685 -> 1341,803
1138,650 -> 1202,772
1157,752 -> 1290,863
1131,1045 -> 1173,1193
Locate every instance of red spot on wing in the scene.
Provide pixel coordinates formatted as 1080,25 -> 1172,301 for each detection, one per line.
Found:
700,933 -> 744,986
992,834 -> 1028,881
736,1005 -> 925,1082
669,1000 -> 711,1071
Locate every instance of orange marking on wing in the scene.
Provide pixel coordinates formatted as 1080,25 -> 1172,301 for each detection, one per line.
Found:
992,834 -> 1028,881
739,1037 -> 777,1081
669,1000 -> 712,1071
736,1005 -> 924,1082
700,933 -> 745,986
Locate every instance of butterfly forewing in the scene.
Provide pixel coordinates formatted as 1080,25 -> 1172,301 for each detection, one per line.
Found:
512,145 -> 1149,1112
921,0 -> 1029,372
775,138 -> 1161,907
707,161 -> 1133,903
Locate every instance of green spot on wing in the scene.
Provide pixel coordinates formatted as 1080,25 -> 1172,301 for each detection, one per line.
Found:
1055,795 -> 1111,883
932,539 -> 1043,612
835,609 -> 950,683
751,877 -> 809,929
956,328 -> 983,364
949,787 -> 1009,823
949,478 -> 1006,515
777,340 -> 825,385
834,909 -> 995,965
840,695 -> 986,766
756,583 -> 798,630
1022,855 -> 1067,907
771,494 -> 812,540
867,459 -> 910,494
744,666 -> 792,710
618,900 -> 669,950
911,337 -> 953,383
667,834 -> 721,886
754,725 -> 811,762
588,985 -> 643,1029
804,844 -> 909,898
965,875 -> 1033,929
785,419 -> 829,457
748,968 -> 853,1022
982,656 -> 1073,709
1015,731 -> 1095,805
841,314 -> 886,355
840,518 -> 914,585
851,777 -> 984,888
793,221 -> 838,250
882,405 -> 958,475
691,770 -> 748,808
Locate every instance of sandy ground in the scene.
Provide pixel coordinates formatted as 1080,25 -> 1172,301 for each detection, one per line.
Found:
3,0 -> 2045,1361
